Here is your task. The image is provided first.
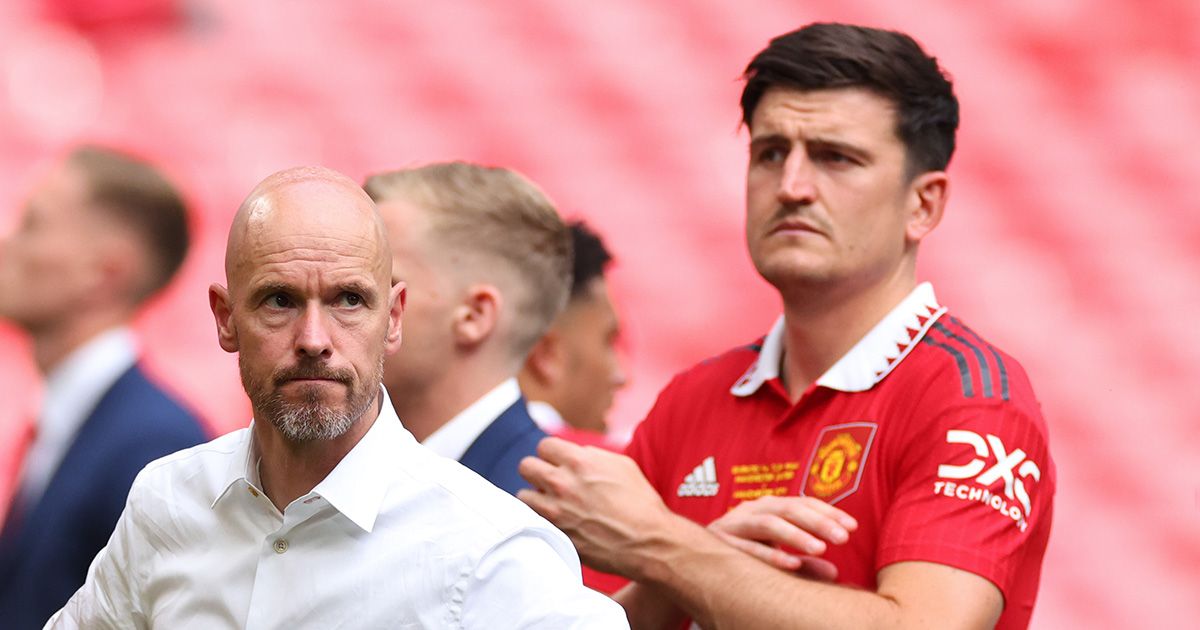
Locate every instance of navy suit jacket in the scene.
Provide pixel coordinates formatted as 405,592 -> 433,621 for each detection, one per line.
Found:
458,397 -> 547,496
0,364 -> 208,629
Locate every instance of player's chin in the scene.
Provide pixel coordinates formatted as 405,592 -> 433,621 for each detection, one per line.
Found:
755,258 -> 832,290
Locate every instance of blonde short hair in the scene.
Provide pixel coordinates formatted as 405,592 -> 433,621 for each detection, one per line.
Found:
364,162 -> 572,360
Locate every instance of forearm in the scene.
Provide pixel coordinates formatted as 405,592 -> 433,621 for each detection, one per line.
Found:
627,515 -> 903,630
611,581 -> 685,630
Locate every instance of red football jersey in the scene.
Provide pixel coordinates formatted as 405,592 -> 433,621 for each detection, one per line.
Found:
625,284 -> 1055,630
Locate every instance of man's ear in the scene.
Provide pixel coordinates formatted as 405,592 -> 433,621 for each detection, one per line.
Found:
905,171 -> 949,243
523,329 -> 564,387
384,281 -> 406,354
452,283 -> 502,348
94,239 -> 141,303
209,284 -> 239,353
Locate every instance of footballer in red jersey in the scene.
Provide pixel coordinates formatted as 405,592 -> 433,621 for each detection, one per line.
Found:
518,23 -> 1055,630
625,283 -> 1054,629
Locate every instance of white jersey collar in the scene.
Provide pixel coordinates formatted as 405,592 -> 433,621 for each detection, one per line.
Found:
731,282 -> 946,396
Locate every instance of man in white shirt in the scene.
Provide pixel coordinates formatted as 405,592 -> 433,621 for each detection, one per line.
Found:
0,146 -> 207,630
363,163 -> 573,495
519,221 -> 625,448
48,166 -> 628,628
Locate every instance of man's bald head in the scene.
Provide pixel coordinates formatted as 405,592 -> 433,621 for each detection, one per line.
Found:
225,166 -> 390,293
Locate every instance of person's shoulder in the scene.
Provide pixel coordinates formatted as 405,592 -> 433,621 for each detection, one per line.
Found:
665,338 -> 766,391
130,429 -> 248,500
898,313 -> 1044,424
389,443 -> 561,539
97,364 -> 206,435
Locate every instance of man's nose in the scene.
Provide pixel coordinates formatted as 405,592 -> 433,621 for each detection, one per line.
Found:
295,302 -> 333,358
777,152 -> 817,205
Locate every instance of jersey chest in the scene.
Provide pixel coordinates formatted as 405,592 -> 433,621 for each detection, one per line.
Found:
657,385 -> 911,588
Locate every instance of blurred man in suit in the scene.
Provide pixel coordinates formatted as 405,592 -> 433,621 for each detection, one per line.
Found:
364,162 -> 572,495
0,146 -> 208,629
519,221 -> 625,448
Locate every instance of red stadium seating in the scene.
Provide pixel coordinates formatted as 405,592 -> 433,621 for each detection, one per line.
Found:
0,1 -> 1196,626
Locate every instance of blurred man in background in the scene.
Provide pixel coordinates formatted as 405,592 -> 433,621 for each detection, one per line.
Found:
519,220 -> 625,448
0,146 -> 207,629
364,162 -> 572,495
520,23 -> 1055,629
50,165 -> 626,628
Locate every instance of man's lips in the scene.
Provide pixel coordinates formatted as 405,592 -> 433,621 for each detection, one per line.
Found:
768,220 -> 823,236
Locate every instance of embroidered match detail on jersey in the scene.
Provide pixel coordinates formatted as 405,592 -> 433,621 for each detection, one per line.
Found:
922,319 -> 1010,401
677,456 -> 720,497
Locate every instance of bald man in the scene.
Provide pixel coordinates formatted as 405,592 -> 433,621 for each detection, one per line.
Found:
48,167 -> 628,629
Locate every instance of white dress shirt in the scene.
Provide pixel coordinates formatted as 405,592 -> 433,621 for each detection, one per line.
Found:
422,377 -> 522,460
48,388 -> 628,629
19,327 -> 138,505
525,400 -> 567,434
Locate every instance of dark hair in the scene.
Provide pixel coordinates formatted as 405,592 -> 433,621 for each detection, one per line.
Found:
567,221 -> 613,300
68,146 -> 190,302
740,23 -> 959,175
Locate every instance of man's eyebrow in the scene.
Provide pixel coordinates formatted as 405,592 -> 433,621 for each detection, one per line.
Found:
807,136 -> 870,157
749,133 -> 789,149
246,281 -> 294,304
338,280 -> 378,301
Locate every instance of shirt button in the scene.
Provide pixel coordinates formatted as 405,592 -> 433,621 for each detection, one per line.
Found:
273,538 -> 289,554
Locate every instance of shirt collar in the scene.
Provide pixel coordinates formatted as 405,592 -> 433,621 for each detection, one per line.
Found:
41,326 -> 139,432
213,387 -> 418,533
312,390 -> 413,532
20,327 -> 138,500
421,378 -> 521,460
731,282 -> 946,396
526,400 -> 565,433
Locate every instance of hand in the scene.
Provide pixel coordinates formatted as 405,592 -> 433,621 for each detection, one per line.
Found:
707,495 -> 858,580
518,437 -> 677,578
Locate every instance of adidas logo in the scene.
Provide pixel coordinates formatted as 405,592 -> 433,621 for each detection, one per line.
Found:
677,456 -> 720,497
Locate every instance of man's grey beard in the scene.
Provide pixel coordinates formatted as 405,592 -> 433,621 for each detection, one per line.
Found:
262,387 -> 372,442
243,354 -> 384,443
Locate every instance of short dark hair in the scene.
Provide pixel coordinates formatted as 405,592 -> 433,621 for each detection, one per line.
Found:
568,221 -> 613,301
68,146 -> 190,303
740,23 -> 959,175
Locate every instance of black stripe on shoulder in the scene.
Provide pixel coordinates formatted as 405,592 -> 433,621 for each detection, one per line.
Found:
920,335 -> 974,398
949,316 -> 1010,401
932,321 -> 993,399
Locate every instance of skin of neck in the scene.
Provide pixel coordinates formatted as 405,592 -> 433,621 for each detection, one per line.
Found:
30,304 -> 138,375
777,259 -> 917,401
253,391 -> 383,512
390,349 -> 518,443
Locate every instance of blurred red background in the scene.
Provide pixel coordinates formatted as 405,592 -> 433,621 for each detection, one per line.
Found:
0,0 -> 1197,626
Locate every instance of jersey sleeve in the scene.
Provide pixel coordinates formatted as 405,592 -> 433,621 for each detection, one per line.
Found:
623,372 -> 689,501
876,398 -> 1055,600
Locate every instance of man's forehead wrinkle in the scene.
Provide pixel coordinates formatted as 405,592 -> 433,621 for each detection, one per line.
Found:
224,166 -> 390,292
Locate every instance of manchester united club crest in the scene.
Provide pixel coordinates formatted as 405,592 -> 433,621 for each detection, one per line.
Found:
803,423 -> 878,504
